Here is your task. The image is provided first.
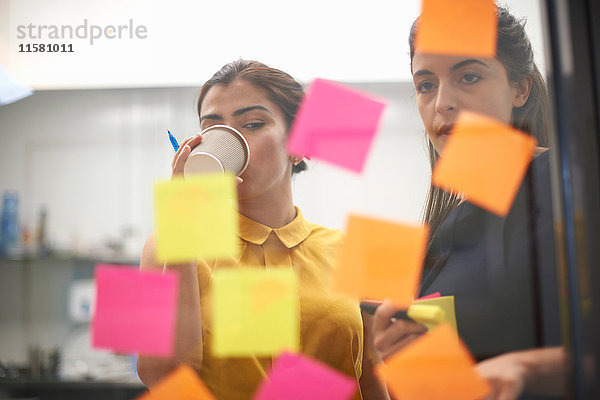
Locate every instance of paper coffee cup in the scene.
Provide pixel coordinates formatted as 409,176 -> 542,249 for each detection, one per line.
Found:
183,125 -> 250,177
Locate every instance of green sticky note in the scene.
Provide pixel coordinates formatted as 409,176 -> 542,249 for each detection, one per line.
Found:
211,267 -> 299,357
153,174 -> 238,263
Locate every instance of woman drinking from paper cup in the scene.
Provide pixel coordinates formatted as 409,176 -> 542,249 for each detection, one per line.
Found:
137,60 -> 388,399
372,6 -> 565,400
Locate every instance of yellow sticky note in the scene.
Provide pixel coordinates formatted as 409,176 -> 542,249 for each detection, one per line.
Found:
413,296 -> 458,333
432,111 -> 537,217
416,0 -> 497,57
406,304 -> 445,330
333,215 -> 428,308
211,267 -> 299,357
153,174 -> 238,263
377,324 -> 491,400
137,364 -> 215,399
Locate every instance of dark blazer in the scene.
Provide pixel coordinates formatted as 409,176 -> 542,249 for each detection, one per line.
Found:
419,151 -> 561,362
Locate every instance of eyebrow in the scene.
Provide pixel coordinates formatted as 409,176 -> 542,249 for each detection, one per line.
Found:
450,59 -> 489,71
412,59 -> 489,78
200,105 -> 273,122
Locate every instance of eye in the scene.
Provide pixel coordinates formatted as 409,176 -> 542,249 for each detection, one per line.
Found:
416,81 -> 435,94
243,122 -> 265,130
461,72 -> 481,84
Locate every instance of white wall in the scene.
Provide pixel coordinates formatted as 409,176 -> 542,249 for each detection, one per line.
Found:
0,82 -> 429,260
1,0 -> 546,89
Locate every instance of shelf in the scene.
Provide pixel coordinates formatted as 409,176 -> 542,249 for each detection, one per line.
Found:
0,377 -> 147,400
0,256 -> 139,266
0,377 -> 145,390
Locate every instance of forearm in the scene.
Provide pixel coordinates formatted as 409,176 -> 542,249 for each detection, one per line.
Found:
137,262 -> 203,387
477,346 -> 567,399
519,346 -> 567,396
360,312 -> 391,400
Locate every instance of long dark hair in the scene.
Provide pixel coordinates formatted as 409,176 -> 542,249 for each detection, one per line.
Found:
197,59 -> 307,173
409,6 -> 551,246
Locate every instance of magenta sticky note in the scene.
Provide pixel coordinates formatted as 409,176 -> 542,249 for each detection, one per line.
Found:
287,78 -> 387,173
92,264 -> 179,357
253,352 -> 357,400
418,292 -> 441,300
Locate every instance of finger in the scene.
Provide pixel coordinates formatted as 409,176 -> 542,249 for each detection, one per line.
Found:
171,133 -> 201,163
172,133 -> 203,171
374,321 -> 426,354
373,299 -> 402,333
171,136 -> 191,170
374,319 -> 411,351
381,333 -> 422,359
374,320 -> 425,356
172,144 -> 192,177
187,132 -> 203,148
387,312 -> 429,341
235,176 -> 244,184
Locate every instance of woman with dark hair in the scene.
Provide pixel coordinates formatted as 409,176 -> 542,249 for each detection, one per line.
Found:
372,6 -> 565,399
137,60 -> 388,400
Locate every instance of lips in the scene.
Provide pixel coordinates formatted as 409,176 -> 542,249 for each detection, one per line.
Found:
437,123 -> 454,137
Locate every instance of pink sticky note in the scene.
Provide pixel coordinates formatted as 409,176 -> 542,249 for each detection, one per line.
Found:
287,78 -> 387,173
92,264 -> 180,357
418,292 -> 441,300
253,352 -> 357,400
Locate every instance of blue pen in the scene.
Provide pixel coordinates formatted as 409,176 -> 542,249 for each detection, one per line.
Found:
167,129 -> 179,151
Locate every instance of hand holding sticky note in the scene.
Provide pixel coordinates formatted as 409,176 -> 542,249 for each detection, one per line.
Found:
153,174 -> 238,263
333,215 -> 428,308
211,267 -> 299,357
378,324 -> 491,400
432,111 -> 537,216
286,78 -> 386,173
361,295 -> 457,333
92,264 -> 179,357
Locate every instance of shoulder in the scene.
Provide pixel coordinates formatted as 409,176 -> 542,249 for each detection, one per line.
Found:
305,220 -> 345,247
528,149 -> 553,210
532,148 -> 551,170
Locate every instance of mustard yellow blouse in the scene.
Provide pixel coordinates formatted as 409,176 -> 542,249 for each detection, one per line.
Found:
185,207 -> 364,400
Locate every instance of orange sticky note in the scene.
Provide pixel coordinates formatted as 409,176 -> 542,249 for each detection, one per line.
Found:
137,364 -> 215,399
432,111 -> 537,217
333,215 -> 428,308
377,324 -> 491,400
416,0 -> 497,57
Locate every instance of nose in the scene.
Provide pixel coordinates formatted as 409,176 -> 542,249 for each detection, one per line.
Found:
435,82 -> 458,115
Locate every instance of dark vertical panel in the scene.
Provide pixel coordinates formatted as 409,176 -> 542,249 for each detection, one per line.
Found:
542,0 -> 600,398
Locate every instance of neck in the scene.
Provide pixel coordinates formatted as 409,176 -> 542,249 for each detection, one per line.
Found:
237,184 -> 296,229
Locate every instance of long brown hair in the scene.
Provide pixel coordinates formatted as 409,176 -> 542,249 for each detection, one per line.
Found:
197,59 -> 307,173
409,6 -> 552,246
